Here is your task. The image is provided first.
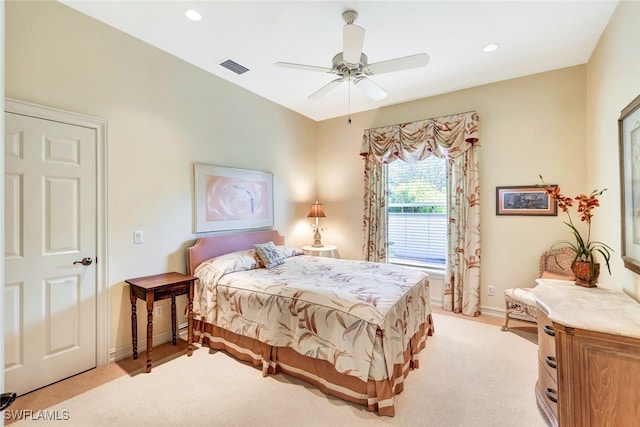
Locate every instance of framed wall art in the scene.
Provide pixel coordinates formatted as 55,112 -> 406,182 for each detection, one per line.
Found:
194,163 -> 274,233
496,185 -> 557,216
618,94 -> 640,274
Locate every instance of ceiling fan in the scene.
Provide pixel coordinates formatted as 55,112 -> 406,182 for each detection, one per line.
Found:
275,9 -> 430,101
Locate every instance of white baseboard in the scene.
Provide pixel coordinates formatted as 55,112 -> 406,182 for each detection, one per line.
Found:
479,305 -> 504,318
110,322 -> 189,363
481,305 -> 533,322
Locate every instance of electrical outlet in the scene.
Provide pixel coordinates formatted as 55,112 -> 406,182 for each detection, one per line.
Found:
155,306 -> 163,317
487,285 -> 495,296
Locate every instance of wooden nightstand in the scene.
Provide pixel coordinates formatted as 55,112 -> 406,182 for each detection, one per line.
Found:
125,272 -> 196,372
302,244 -> 340,259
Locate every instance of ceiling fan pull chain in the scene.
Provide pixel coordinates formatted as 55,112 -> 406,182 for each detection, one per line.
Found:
347,74 -> 352,124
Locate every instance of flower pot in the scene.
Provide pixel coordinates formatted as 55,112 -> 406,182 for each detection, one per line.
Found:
572,261 -> 599,287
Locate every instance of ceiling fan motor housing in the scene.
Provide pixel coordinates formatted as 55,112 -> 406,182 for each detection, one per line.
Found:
332,52 -> 367,75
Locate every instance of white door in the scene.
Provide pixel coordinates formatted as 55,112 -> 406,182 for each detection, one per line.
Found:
4,112 -> 97,395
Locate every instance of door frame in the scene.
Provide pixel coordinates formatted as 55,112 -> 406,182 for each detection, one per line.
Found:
5,97 -> 109,368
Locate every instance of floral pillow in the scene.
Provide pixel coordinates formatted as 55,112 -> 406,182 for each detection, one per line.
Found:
254,241 -> 285,269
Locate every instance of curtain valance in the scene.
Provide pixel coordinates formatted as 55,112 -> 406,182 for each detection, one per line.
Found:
360,111 -> 479,163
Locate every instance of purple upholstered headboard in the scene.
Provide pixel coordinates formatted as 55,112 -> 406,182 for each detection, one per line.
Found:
186,230 -> 285,275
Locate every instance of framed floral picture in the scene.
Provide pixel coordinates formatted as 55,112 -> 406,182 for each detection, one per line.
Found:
194,163 -> 274,233
618,94 -> 640,275
496,185 -> 557,216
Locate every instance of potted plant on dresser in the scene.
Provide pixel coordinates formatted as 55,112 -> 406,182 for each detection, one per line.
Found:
539,176 -> 613,287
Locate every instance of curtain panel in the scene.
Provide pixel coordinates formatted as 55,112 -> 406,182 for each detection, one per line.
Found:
360,111 -> 481,316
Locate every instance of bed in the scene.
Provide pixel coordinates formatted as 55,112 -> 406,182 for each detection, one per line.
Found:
186,230 -> 434,416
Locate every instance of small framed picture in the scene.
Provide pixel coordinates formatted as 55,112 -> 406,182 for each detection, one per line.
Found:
496,185 -> 557,216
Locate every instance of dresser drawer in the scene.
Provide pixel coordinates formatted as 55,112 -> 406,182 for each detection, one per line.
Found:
537,360 -> 558,420
536,306 -> 558,384
538,353 -> 558,383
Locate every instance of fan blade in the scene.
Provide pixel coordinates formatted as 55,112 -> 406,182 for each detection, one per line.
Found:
275,62 -> 334,73
343,24 -> 365,65
353,76 -> 387,100
308,77 -> 345,100
365,53 -> 430,75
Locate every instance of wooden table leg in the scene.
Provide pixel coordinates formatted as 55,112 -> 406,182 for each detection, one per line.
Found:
171,294 -> 177,345
130,287 -> 138,360
146,290 -> 154,373
187,281 -> 194,356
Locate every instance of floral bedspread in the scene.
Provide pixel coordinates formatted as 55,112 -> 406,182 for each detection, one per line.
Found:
194,252 -> 431,382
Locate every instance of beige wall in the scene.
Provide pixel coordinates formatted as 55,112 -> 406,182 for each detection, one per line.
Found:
586,0 -> 640,300
5,1 -> 318,354
316,67 -> 588,310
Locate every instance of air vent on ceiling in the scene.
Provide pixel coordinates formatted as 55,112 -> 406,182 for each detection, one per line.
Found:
219,59 -> 249,75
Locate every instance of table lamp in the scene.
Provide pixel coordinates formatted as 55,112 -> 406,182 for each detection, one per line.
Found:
307,201 -> 326,247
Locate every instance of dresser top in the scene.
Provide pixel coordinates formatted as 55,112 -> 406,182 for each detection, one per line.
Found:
533,279 -> 640,339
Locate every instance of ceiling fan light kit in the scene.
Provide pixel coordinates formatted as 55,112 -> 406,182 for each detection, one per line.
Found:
275,9 -> 430,103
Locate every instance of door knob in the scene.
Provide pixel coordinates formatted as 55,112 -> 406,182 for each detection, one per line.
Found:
73,257 -> 93,266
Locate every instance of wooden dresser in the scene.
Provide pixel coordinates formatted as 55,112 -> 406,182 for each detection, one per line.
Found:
532,279 -> 640,427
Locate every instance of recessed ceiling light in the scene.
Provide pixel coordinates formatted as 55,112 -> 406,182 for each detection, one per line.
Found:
483,43 -> 499,53
185,9 -> 202,21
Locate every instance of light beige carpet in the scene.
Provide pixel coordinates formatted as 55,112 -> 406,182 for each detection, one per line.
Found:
9,313 -> 546,427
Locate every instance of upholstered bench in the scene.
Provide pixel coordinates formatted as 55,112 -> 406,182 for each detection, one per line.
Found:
501,247 -> 574,331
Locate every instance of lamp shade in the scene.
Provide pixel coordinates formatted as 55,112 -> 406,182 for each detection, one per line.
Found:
307,201 -> 326,218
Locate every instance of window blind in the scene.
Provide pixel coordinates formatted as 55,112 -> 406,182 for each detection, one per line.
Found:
387,157 -> 447,267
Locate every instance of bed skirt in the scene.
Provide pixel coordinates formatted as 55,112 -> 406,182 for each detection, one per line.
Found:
192,315 -> 434,417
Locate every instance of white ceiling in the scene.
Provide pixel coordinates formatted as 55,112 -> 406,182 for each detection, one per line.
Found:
59,1 -> 618,122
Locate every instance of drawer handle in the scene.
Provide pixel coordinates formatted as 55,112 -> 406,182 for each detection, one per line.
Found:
543,325 -> 556,337
545,355 -> 557,369
545,387 -> 558,403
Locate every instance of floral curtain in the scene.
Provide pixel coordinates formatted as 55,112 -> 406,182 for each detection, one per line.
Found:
360,112 -> 481,316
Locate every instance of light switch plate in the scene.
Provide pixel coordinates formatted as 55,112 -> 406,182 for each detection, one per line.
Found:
133,230 -> 143,244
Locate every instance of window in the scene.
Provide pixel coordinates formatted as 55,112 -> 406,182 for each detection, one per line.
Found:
387,156 -> 447,269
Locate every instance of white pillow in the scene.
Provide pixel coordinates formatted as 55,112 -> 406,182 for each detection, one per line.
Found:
195,249 -> 260,286
277,245 -> 305,258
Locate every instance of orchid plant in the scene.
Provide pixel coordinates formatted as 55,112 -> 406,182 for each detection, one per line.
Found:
539,175 -> 613,276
